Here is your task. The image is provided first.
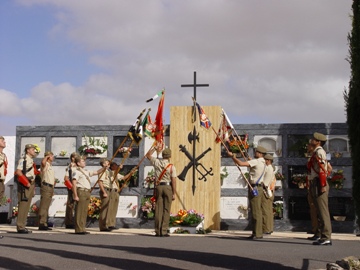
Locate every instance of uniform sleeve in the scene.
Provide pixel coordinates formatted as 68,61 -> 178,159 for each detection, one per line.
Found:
170,165 -> 177,178
16,158 -> 24,171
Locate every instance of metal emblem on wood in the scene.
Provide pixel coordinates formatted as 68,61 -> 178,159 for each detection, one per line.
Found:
178,126 -> 213,195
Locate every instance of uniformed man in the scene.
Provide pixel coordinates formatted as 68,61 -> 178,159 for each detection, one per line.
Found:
146,147 -> 177,237
64,152 -> 79,229
98,158 -> 113,231
108,162 -> 121,230
72,156 -> 105,234
262,154 -> 275,235
0,136 -> 8,239
38,151 -> 56,230
108,162 -> 134,230
15,144 -> 38,234
227,145 -> 267,240
308,132 -> 332,246
305,141 -> 319,237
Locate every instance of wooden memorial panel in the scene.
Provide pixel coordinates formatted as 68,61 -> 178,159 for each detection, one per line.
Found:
170,105 -> 221,230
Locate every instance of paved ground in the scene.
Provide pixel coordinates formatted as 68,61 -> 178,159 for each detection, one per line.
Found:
0,225 -> 359,270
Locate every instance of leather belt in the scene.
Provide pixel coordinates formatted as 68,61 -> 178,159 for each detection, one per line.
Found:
105,188 -> 118,192
251,184 -> 263,187
77,188 -> 90,192
159,182 -> 171,186
42,182 -> 54,188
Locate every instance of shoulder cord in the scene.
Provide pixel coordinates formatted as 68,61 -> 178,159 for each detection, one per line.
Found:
155,164 -> 173,186
77,167 -> 92,184
310,150 -> 327,174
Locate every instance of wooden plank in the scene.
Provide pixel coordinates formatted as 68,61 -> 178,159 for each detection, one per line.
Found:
170,105 -> 221,230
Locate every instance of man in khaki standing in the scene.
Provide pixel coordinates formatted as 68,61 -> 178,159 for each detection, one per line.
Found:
146,147 -> 177,237
38,151 -> 56,230
262,154 -> 275,235
308,132 -> 332,246
0,136 -> 8,239
15,144 -> 38,234
227,146 -> 267,240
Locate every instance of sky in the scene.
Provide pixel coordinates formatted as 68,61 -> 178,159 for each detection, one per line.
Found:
0,0 -> 353,135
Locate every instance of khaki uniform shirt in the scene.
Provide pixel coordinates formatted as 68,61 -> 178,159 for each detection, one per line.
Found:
248,157 -> 266,185
16,154 -> 35,180
41,161 -> 55,185
263,164 -> 275,187
149,157 -> 177,183
72,168 -> 94,190
309,146 -> 327,181
100,169 -> 113,189
0,152 -> 7,180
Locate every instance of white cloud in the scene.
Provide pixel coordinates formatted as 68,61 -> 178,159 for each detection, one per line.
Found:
4,0 -> 352,134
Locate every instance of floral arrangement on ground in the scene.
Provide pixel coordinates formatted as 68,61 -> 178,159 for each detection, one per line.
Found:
141,197 -> 155,219
78,135 -> 108,156
88,197 -> 101,219
169,209 -> 204,227
329,169 -> 345,190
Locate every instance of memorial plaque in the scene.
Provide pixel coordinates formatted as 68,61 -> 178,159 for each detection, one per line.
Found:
221,166 -> 248,189
51,137 -> 76,158
48,195 -> 67,217
21,137 -> 46,156
220,197 -> 248,219
116,196 -> 138,218
253,135 -> 282,157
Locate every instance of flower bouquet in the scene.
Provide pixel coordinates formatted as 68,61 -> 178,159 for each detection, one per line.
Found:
29,202 -> 39,215
119,147 -> 132,158
228,134 -> 249,154
275,171 -> 285,181
0,195 -> 11,207
78,135 -> 108,156
329,169 -> 345,190
144,169 -> 156,188
291,173 -> 307,188
169,209 -> 204,227
141,197 -> 155,219
88,197 -> 101,219
12,206 -> 18,217
220,167 -> 229,182
273,200 -> 283,218
33,144 -> 41,156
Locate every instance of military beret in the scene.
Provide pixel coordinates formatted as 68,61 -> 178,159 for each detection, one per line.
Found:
162,148 -> 172,158
264,154 -> 274,160
313,132 -> 327,142
44,151 -> 53,157
25,144 -> 36,150
255,145 -> 268,154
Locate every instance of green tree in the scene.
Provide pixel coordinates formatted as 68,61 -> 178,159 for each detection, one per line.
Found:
345,0 -> 360,231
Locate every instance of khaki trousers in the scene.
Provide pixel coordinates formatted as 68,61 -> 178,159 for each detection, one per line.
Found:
0,181 -> 4,198
74,189 -> 90,233
38,184 -> 54,227
99,190 -> 111,230
262,191 -> 274,233
307,189 -> 319,235
65,189 -> 74,226
249,186 -> 264,238
155,185 -> 172,236
109,190 -> 119,227
309,180 -> 332,240
16,182 -> 35,231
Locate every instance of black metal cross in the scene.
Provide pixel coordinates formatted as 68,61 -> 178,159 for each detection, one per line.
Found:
181,71 -> 209,122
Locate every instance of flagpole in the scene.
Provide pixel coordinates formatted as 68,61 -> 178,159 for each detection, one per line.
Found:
211,126 -> 254,191
222,109 -> 250,159
117,145 -> 155,193
90,109 -> 146,192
